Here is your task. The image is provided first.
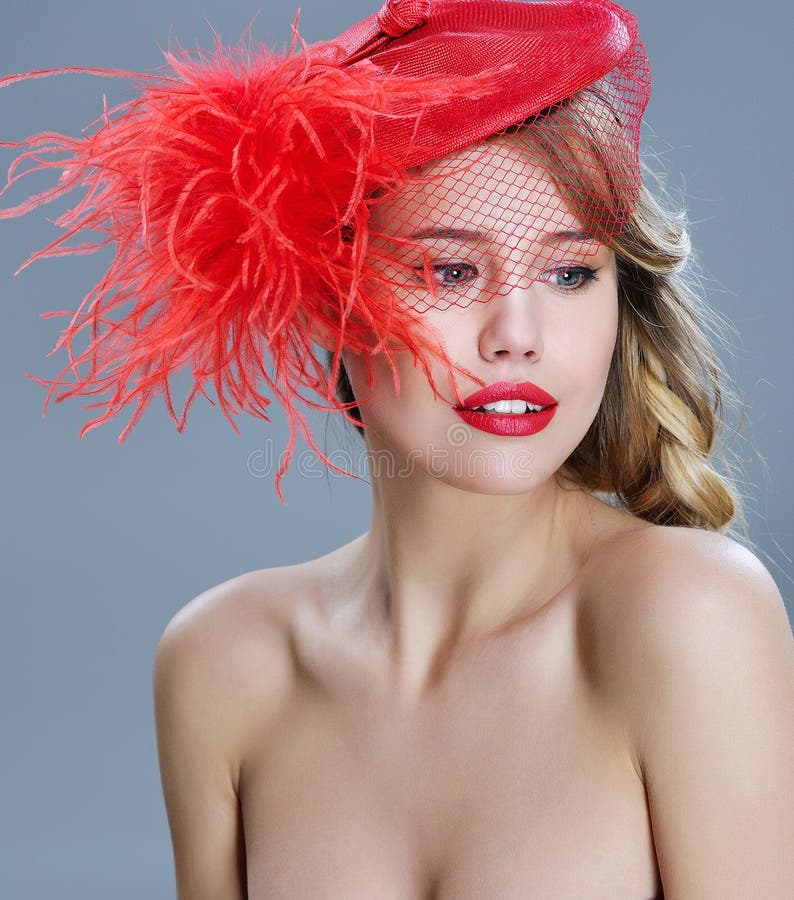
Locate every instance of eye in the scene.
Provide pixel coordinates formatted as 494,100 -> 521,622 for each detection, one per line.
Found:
543,265 -> 600,293
414,261 -> 479,289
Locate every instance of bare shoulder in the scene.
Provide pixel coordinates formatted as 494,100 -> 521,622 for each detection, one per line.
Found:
580,520 -> 785,608
157,562 -> 307,656
576,523 -> 794,895
578,524 -> 790,697
153,562 -> 331,896
154,560 -> 325,782
577,522 -> 793,771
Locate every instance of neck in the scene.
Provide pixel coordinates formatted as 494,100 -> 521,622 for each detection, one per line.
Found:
343,456 -> 593,701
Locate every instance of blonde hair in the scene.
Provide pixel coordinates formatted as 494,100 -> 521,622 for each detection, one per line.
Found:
561,178 -> 748,536
326,91 -> 752,544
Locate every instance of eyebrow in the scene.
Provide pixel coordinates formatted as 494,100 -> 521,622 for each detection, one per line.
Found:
541,228 -> 596,245
409,226 -> 595,244
410,227 -> 485,242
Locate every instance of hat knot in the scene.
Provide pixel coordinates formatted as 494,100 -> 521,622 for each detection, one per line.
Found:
376,0 -> 431,37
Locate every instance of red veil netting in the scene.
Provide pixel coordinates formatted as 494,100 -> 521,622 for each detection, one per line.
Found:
0,0 -> 651,502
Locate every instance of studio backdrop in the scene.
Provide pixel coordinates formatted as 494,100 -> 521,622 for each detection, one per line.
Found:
1,1 -> 790,897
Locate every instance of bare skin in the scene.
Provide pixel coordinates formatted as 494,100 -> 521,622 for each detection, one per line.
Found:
240,490 -> 665,899
154,486 -> 793,900
157,488 -> 672,899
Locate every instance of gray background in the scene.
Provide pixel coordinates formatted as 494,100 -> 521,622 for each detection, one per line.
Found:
1,1 -> 791,897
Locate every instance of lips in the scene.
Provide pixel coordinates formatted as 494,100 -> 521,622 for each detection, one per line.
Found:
456,381 -> 557,410
454,404 -> 557,436
452,380 -> 559,438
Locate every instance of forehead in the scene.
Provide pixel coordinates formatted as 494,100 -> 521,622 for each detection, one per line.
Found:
368,137 -> 581,239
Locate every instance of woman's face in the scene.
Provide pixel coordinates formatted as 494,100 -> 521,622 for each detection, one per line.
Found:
342,136 -> 619,494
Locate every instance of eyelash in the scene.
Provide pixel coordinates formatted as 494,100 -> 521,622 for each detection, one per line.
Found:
413,262 -> 600,294
543,265 -> 600,293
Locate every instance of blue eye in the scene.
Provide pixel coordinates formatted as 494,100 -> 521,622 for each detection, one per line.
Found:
545,265 -> 599,293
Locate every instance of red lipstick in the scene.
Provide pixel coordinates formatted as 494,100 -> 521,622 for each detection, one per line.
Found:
457,381 -> 557,410
453,380 -> 558,437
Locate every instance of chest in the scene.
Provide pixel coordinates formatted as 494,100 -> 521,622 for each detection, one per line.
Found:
239,622 -> 662,899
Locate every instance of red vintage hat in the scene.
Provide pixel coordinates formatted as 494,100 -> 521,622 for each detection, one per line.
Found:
334,0 -> 648,167
0,0 -> 651,501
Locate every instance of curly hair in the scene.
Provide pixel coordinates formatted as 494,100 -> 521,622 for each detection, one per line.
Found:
324,91 -> 750,541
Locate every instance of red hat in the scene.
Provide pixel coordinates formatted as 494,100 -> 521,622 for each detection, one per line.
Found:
335,0 -> 648,167
0,0 -> 651,502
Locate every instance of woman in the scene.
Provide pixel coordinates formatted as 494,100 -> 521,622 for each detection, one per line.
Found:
2,1 -> 792,897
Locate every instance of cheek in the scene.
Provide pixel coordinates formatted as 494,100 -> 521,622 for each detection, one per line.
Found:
342,306 -> 453,412
557,292 -> 619,392
593,298 -> 620,370
341,350 -> 430,437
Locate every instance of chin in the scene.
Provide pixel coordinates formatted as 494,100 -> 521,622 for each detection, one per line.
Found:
456,477 -> 552,496
426,459 -> 557,495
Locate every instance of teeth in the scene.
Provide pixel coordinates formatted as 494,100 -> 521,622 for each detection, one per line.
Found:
474,399 -> 544,414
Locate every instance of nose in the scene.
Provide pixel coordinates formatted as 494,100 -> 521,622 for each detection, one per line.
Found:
477,283 -> 544,363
